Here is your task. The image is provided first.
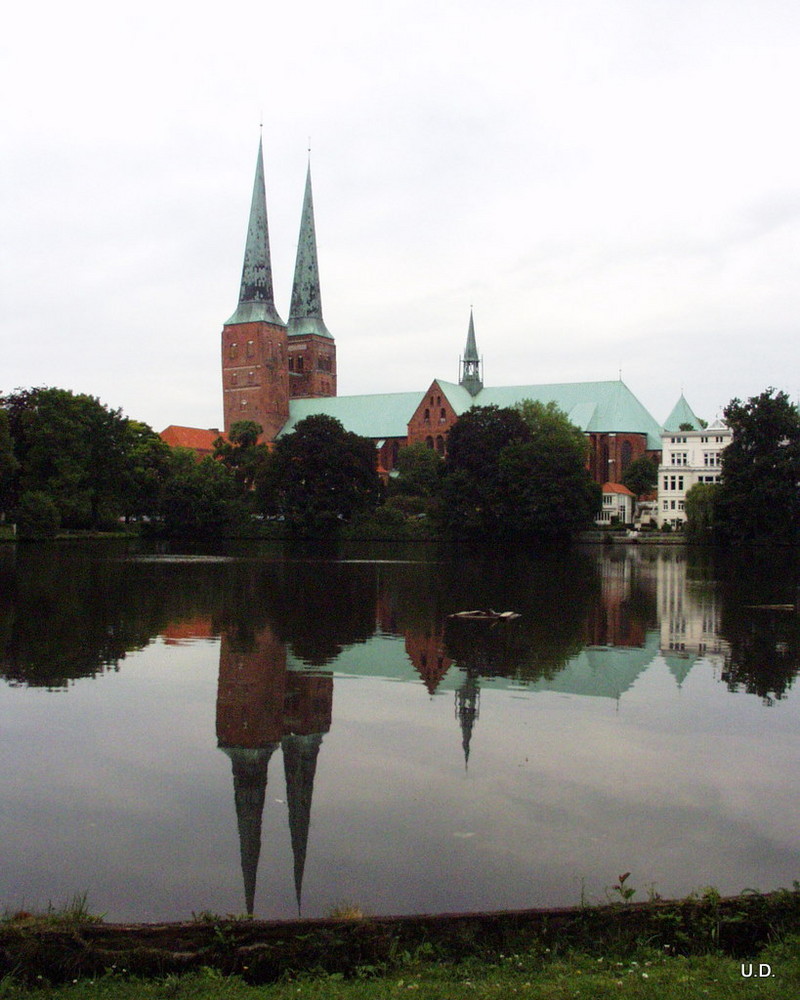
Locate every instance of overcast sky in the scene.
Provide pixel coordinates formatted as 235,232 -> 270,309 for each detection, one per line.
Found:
3,0 -> 800,433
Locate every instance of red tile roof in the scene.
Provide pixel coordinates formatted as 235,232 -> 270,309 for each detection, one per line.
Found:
602,482 -> 635,496
160,425 -> 223,454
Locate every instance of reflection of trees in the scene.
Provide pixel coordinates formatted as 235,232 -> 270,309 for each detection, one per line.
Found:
0,545 -> 225,688
715,548 -> 800,703
440,547 -> 598,682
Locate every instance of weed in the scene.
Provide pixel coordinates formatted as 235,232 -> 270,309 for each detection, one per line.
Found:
607,872 -> 636,903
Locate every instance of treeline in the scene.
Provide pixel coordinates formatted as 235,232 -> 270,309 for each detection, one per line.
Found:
0,387 -> 601,540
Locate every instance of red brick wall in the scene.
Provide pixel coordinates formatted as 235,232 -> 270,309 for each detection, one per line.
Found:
221,321 -> 289,442
216,627 -> 287,748
407,381 -> 455,455
287,334 -> 337,399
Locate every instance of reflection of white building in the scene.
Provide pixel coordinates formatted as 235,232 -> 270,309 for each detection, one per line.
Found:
657,396 -> 732,529
655,552 -> 729,668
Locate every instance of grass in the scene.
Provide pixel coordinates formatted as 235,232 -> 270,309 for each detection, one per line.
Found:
1,894 -> 102,929
0,937 -> 798,999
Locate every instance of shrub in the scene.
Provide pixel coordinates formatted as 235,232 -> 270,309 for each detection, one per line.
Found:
15,491 -> 61,539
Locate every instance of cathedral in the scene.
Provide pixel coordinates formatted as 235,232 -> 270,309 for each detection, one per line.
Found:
164,139 -> 665,483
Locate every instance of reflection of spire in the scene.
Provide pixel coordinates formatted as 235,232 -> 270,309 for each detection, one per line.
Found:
455,670 -> 480,768
221,744 -> 278,916
282,733 -> 324,915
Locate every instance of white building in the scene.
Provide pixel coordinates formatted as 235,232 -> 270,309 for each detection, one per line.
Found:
596,482 -> 635,525
657,395 -> 732,529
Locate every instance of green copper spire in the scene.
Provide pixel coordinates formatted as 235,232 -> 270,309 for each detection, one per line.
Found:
287,162 -> 332,339
221,744 -> 279,917
225,139 -> 284,326
459,309 -> 483,396
282,732 -> 324,916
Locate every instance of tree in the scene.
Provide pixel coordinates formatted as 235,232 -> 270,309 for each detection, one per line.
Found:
160,449 -> 240,535
2,387 -> 131,528
119,420 -> 173,522
213,421 -> 270,498
258,414 -> 380,535
622,455 -> 658,499
391,442 -> 443,497
715,388 -> 800,544
439,405 -> 531,535
439,402 -> 599,539
684,482 -> 720,543
0,408 -> 18,515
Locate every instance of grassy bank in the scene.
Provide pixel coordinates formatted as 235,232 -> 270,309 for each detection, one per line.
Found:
2,889 -> 800,997
0,937 -> 798,998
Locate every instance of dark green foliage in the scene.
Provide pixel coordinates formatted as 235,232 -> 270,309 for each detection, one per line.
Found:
684,482 -> 720,542
715,388 -> 800,544
2,387 -> 145,528
119,420 -> 173,522
214,421 -> 270,497
14,490 -> 60,539
258,415 -> 381,536
391,442 -> 443,497
0,408 -> 18,512
439,402 -> 599,539
622,455 -> 658,498
161,450 -> 240,535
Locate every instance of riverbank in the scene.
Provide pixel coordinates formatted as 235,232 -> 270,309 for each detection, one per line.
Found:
2,889 -> 799,988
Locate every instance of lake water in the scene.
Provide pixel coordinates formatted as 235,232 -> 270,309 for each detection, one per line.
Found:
1,540 -> 798,923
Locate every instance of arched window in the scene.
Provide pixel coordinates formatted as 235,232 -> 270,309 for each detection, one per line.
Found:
425,436 -> 434,449
391,440 -> 400,468
435,435 -> 445,455
439,408 -> 446,422
423,408 -> 430,422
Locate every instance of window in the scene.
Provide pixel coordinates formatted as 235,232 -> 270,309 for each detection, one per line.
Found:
246,340 -> 255,358
663,477 -> 669,491
678,500 -> 685,511
674,452 -> 688,466
663,501 -> 669,510
439,408 -> 446,422
423,408 -> 430,422
425,436 -> 434,449
296,356 -> 304,372
288,357 -> 294,371
435,435 -> 445,455
231,373 -> 238,385
621,440 -> 632,472
229,343 -> 238,359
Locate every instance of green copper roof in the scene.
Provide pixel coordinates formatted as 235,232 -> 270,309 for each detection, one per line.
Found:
287,163 -> 332,340
225,139 -> 285,327
663,394 -> 702,432
464,310 -> 479,362
279,391 -> 423,439
438,378 -> 664,450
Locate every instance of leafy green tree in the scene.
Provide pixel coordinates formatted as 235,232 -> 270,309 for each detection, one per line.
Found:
2,387 -> 131,528
439,404 -> 531,535
391,442 -> 443,497
119,420 -> 173,522
15,491 -> 61,539
715,388 -> 800,544
440,402 -> 599,538
684,482 -> 720,543
0,408 -> 18,515
258,414 -> 380,535
160,449 -> 240,535
622,455 -> 658,498
214,421 -> 270,499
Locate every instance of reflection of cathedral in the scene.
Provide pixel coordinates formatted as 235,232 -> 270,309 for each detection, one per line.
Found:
215,627 -> 332,916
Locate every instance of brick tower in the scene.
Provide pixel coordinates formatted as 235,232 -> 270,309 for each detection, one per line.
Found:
221,139 -> 289,441
286,161 -> 336,398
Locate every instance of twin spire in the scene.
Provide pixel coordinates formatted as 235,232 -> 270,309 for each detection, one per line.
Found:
226,138 -> 328,334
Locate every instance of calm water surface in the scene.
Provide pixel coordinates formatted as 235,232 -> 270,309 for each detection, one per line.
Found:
0,540 -> 798,922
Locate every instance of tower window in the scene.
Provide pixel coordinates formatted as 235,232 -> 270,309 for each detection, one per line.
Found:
247,340 -> 255,358
297,356 -> 304,372
229,343 -> 238,359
